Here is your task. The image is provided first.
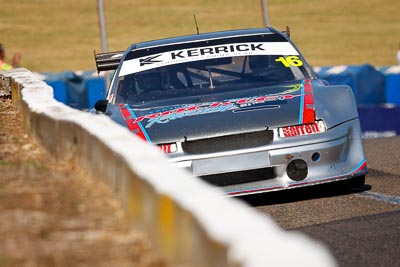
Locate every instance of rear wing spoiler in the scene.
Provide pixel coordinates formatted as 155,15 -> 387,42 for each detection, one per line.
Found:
94,50 -> 124,72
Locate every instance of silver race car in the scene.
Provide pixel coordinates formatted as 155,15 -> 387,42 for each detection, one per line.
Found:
94,27 -> 367,196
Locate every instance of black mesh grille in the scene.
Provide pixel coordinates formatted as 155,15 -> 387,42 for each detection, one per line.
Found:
200,167 -> 276,186
181,130 -> 273,154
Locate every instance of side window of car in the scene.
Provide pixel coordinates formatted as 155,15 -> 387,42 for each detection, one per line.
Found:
115,75 -> 136,102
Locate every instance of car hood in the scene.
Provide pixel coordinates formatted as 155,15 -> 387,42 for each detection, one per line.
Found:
111,80 -> 316,144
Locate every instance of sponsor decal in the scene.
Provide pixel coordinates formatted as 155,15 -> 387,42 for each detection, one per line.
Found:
279,121 -> 326,138
119,42 -> 299,77
127,93 -> 297,129
106,94 -> 114,102
119,82 -> 312,132
275,55 -> 303,68
362,131 -> 397,139
140,55 -> 162,66
280,83 -> 302,94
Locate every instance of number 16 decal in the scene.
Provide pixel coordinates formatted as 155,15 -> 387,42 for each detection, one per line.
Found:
275,56 -> 303,67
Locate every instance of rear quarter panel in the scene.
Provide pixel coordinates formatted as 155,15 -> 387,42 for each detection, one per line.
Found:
313,80 -> 359,128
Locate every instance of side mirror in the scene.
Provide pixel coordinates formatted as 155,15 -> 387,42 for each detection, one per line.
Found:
94,99 -> 108,113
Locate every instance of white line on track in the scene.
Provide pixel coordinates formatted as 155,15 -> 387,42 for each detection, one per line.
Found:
358,191 -> 400,205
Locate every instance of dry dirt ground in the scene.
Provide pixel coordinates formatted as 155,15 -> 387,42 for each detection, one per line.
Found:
0,98 -> 168,267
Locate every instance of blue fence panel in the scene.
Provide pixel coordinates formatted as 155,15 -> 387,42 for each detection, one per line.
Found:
46,80 -> 68,103
315,64 -> 386,105
87,78 -> 106,109
42,71 -> 107,110
377,66 -> 400,105
358,106 -> 400,138
81,71 -> 107,109
64,72 -> 89,109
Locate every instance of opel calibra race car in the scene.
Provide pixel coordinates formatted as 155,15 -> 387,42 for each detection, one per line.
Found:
94,27 -> 367,196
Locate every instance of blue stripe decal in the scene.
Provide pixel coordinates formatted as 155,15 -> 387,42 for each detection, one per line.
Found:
298,80 -> 305,124
351,159 -> 367,173
125,104 -> 152,143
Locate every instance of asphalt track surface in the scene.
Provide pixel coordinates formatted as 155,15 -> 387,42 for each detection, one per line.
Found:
239,136 -> 400,267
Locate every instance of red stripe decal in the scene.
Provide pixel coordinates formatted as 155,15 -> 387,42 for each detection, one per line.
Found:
119,104 -> 148,141
302,80 -> 315,124
353,161 -> 367,174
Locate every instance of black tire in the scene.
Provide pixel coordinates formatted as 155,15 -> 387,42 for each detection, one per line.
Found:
345,175 -> 366,192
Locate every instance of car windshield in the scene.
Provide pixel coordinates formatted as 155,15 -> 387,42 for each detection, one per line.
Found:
111,35 -> 311,105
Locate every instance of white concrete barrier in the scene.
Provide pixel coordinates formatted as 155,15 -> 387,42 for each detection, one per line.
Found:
0,68 -> 337,267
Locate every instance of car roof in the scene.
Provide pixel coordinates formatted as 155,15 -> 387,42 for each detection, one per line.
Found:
131,27 -> 282,51
94,27 -> 288,72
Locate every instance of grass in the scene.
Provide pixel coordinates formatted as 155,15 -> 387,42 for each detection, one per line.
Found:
0,255 -> 10,266
1,0 -> 399,72
0,160 -> 10,166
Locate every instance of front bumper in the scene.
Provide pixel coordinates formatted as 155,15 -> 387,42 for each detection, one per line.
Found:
169,118 -> 367,196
